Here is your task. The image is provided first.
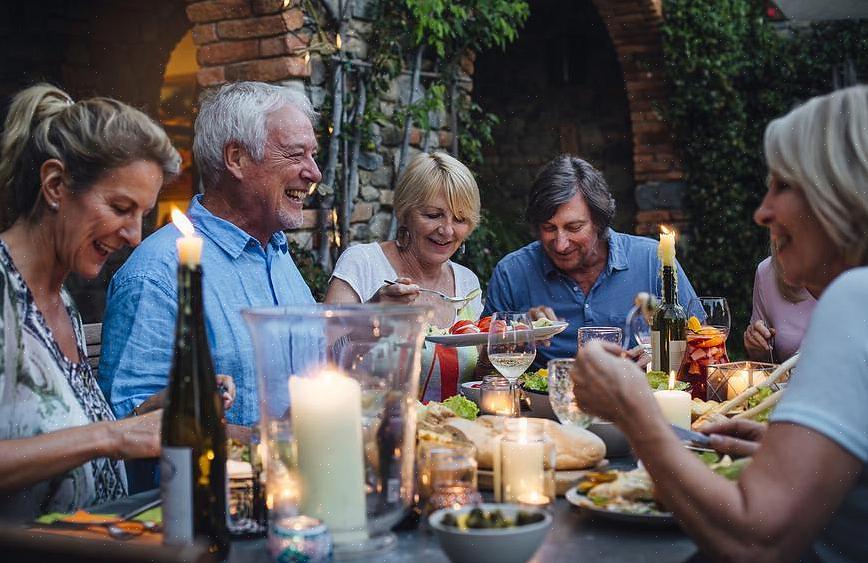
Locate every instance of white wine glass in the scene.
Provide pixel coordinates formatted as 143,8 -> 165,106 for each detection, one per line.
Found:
487,312 -> 536,413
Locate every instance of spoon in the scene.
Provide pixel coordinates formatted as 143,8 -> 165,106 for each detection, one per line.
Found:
383,280 -> 481,306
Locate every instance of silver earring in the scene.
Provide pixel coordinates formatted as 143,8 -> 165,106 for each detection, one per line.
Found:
48,201 -> 59,211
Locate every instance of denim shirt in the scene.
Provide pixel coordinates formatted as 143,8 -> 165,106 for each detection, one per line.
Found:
99,195 -> 315,425
483,230 -> 701,367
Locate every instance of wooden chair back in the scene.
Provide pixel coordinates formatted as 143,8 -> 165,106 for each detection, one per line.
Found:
83,322 -> 102,376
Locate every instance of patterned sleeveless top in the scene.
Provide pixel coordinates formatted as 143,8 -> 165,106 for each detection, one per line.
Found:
0,240 -> 127,522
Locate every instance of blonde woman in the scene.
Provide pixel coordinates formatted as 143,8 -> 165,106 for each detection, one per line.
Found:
325,152 -> 483,402
0,84 -> 180,521
572,86 -> 868,562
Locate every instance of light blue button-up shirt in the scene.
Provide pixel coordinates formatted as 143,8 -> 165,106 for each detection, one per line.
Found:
99,195 -> 315,425
484,230 -> 702,367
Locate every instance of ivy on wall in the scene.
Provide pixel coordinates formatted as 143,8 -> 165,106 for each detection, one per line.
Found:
662,0 -> 868,357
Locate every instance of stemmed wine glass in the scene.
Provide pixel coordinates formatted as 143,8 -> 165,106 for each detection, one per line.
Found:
487,312 -> 536,414
691,297 -> 731,336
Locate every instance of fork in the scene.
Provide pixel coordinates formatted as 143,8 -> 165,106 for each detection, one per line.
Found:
383,280 -> 481,305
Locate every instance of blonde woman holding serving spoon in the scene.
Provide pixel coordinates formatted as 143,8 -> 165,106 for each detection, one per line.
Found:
325,152 -> 483,402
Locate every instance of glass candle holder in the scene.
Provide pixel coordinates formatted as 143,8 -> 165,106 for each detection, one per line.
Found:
421,444 -> 482,518
494,418 -> 555,506
243,304 -> 432,558
479,374 -> 516,416
706,361 -> 780,402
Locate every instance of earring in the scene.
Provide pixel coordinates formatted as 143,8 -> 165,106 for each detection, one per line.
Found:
459,242 -> 466,255
48,201 -> 59,211
396,226 -> 411,249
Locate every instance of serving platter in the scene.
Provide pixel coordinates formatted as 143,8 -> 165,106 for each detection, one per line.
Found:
477,460 -> 609,496
564,485 -> 676,526
426,321 -> 568,348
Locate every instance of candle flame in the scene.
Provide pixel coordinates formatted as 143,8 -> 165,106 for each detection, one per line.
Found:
171,207 -> 195,237
336,34 -> 342,50
668,370 -> 676,391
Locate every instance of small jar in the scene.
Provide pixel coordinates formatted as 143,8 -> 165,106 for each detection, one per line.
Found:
495,418 -> 555,506
479,374 -> 516,416
422,445 -> 482,519
268,515 -> 332,562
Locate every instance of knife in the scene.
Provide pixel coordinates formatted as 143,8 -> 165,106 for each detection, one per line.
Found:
670,424 -> 712,447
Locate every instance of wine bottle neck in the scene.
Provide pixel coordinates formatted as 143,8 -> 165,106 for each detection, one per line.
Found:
661,265 -> 678,305
176,264 -> 205,339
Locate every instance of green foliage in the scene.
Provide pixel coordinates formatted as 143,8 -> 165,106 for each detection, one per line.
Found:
662,0 -> 868,358
288,240 -> 329,301
454,210 -> 532,290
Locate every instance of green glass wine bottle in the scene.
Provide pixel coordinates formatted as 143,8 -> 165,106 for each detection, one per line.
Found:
161,241 -> 229,559
651,262 -> 687,375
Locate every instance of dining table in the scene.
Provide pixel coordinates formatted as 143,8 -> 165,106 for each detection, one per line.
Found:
67,457 -> 700,563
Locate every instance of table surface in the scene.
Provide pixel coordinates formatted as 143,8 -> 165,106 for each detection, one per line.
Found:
92,458 -> 699,563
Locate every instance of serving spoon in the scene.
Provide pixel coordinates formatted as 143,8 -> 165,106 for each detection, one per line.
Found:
383,280 -> 481,306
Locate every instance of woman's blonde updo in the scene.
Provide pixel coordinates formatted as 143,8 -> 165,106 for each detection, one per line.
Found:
0,83 -> 180,229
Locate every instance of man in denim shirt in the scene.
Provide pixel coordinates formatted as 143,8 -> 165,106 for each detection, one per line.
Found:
100,82 -> 321,427
484,155 -> 701,367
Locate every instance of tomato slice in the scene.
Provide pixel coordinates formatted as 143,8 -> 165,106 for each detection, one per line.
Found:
453,324 -> 481,335
475,316 -> 492,332
449,320 -> 477,334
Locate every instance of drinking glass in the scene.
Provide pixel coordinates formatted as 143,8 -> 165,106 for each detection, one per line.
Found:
679,297 -> 731,399
547,358 -> 592,428
487,311 -> 536,386
577,326 -> 623,349
625,306 -> 651,354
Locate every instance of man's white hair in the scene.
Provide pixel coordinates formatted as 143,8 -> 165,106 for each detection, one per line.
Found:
193,81 -> 317,189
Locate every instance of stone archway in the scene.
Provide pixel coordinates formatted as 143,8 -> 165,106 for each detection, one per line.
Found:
590,0 -> 684,234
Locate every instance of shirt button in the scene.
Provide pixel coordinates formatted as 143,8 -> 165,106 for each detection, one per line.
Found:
573,286 -> 579,292
584,304 -> 589,309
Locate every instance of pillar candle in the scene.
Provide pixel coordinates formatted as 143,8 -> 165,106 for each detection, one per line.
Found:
658,230 -> 676,267
289,368 -> 368,544
171,208 -> 203,267
501,419 -> 546,503
653,371 -> 691,428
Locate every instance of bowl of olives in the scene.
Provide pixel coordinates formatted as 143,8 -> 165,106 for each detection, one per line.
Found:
428,503 -> 552,563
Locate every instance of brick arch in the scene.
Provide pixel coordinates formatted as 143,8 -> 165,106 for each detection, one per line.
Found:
590,0 -> 682,186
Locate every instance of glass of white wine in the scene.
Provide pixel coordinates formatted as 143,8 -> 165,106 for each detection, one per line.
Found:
487,312 -> 536,414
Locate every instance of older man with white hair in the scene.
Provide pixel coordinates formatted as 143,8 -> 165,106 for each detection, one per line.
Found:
100,81 -> 322,428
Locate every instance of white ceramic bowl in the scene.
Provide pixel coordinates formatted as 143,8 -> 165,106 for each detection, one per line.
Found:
460,381 -> 482,405
521,388 -> 558,420
588,420 -> 631,457
429,503 -> 552,563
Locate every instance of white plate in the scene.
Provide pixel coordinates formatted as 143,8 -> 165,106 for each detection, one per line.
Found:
564,485 -> 676,526
426,322 -> 568,348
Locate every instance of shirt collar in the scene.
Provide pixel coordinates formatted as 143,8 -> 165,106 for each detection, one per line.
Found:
538,228 -> 629,278
187,195 -> 289,259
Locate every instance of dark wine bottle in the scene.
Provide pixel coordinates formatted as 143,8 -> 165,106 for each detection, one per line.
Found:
651,263 -> 687,375
161,255 -> 229,559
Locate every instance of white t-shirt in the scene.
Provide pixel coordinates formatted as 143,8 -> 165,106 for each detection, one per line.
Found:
331,243 -> 483,402
771,267 -> 868,562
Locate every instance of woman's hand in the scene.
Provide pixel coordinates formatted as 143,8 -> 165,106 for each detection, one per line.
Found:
570,340 -> 654,424
370,277 -> 420,304
216,374 -> 235,411
699,418 -> 767,457
743,320 -> 776,360
109,410 -> 162,459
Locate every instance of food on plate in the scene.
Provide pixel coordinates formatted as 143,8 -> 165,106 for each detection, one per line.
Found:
441,395 -> 479,420
449,319 -> 481,335
519,368 -> 549,393
647,370 -> 690,392
430,316 -> 561,336
690,397 -> 720,421
440,507 -> 545,530
698,451 -> 751,479
440,415 -> 606,470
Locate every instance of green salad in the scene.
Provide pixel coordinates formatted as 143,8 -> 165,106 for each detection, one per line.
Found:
441,395 -> 479,420
647,370 -> 691,392
519,369 -> 549,392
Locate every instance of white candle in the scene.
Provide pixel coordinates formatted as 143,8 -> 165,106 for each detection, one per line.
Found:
289,368 -> 367,544
171,207 -> 203,267
658,228 -> 676,267
726,370 -> 750,399
480,389 -> 514,416
654,371 -> 691,428
501,418 -> 547,504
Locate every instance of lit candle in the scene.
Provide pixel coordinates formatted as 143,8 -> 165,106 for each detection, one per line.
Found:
501,418 -> 547,504
658,226 -> 676,267
653,371 -> 691,428
171,207 -> 203,267
726,370 -> 750,399
480,389 -> 514,416
289,368 -> 367,544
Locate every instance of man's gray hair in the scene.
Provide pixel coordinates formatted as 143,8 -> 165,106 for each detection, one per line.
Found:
193,81 -> 317,189
525,155 -> 616,236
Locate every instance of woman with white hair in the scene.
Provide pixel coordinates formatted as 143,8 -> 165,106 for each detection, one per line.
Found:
325,151 -> 483,402
571,85 -> 868,562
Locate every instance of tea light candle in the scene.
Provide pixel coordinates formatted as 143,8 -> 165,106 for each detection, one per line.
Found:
726,370 -> 750,399
658,227 -> 676,267
171,208 -> 203,267
501,418 -> 546,504
289,368 -> 367,543
480,388 -> 514,416
653,371 -> 691,428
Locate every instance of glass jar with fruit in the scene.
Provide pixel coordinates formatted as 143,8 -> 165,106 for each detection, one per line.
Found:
678,298 -> 731,400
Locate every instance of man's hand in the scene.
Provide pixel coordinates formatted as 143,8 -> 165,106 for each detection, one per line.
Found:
528,305 -> 557,321
216,374 -> 236,411
625,344 -> 651,369
571,340 -> 653,424
699,418 -> 767,457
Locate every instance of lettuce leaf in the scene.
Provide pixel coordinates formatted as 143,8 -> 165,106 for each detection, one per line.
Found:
442,395 -> 479,420
647,370 -> 690,392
